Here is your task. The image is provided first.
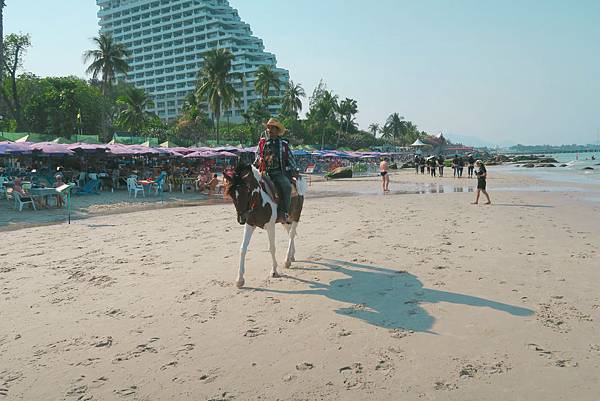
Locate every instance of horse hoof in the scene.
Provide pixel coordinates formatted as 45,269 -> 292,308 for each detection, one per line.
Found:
236,279 -> 245,288
284,261 -> 292,269
271,272 -> 281,279
290,256 -> 296,262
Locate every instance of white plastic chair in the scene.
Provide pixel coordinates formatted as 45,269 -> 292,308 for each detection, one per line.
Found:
13,191 -> 36,212
127,177 -> 145,198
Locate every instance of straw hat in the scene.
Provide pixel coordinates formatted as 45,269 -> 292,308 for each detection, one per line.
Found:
265,118 -> 286,135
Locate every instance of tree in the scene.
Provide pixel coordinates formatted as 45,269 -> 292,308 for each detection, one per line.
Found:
336,98 -> 358,147
2,33 -> 31,131
385,112 -> 404,143
380,125 -> 393,142
281,81 -> 305,119
306,89 -> 338,150
368,123 -> 380,137
83,33 -> 130,137
196,49 -> 242,145
0,0 -> 6,84
115,86 -> 158,134
83,34 -> 130,96
254,64 -> 281,100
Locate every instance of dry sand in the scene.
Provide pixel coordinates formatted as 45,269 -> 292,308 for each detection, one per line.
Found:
1,169 -> 599,400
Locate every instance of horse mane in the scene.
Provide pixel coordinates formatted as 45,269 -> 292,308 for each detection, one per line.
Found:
225,163 -> 254,198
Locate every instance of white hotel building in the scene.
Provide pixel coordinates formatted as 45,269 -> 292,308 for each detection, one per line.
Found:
96,0 -> 289,122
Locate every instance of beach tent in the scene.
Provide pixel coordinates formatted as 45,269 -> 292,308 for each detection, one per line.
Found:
159,140 -> 181,148
410,139 -> 429,147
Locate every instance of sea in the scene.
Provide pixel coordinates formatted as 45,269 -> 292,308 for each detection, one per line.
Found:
498,152 -> 600,186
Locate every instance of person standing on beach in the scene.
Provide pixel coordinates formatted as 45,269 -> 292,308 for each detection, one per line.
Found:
437,155 -> 445,177
452,155 -> 459,178
457,156 -> 465,178
472,160 -> 491,205
419,156 -> 426,174
429,157 -> 437,177
414,154 -> 420,174
467,154 -> 476,178
380,158 -> 390,193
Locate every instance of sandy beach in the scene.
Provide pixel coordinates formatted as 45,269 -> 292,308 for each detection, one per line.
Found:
1,169 -> 599,400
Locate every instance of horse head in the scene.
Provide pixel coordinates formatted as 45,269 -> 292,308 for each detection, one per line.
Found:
224,163 -> 261,225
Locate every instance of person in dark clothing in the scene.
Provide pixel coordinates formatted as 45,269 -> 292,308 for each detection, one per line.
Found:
437,155 -> 445,177
414,154 -> 420,174
429,157 -> 436,177
472,160 -> 491,205
467,155 -> 476,178
452,155 -> 459,178
255,118 -> 299,222
419,157 -> 426,174
457,156 -> 465,178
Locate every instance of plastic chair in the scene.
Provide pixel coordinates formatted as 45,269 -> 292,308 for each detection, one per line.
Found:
127,177 -> 145,198
13,191 -> 36,212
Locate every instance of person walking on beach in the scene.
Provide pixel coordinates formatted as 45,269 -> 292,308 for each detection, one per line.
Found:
452,155 -> 459,178
419,156 -> 426,174
437,155 -> 445,177
472,160 -> 491,205
380,158 -> 390,193
467,154 -> 476,178
255,118 -> 299,223
414,154 -> 420,174
429,157 -> 437,177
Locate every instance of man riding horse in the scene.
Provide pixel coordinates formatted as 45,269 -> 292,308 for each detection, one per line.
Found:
254,118 -> 299,223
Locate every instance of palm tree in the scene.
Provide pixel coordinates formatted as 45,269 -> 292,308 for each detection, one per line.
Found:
116,86 -> 157,134
380,125 -> 393,142
83,33 -> 130,96
196,49 -> 242,145
281,81 -> 305,118
313,91 -> 338,150
254,65 -> 281,100
385,113 -> 404,143
336,98 -> 358,147
368,123 -> 380,137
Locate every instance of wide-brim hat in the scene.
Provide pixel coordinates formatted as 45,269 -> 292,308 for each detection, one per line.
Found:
265,118 -> 286,135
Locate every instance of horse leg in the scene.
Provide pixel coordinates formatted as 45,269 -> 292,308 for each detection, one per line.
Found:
237,224 -> 255,288
266,222 -> 280,278
284,222 -> 298,269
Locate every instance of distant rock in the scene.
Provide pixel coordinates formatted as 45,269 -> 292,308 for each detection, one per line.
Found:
583,167 -> 594,170
536,163 -> 556,168
538,157 -> 559,163
559,164 -> 568,167
522,163 -> 535,168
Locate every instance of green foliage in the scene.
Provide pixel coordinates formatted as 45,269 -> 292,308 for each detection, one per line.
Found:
83,33 -> 131,95
254,65 -> 281,99
114,86 -> 158,134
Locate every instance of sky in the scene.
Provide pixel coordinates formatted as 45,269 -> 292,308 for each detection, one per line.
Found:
5,0 -> 600,146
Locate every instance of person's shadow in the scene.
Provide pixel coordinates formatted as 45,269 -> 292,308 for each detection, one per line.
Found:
252,260 -> 534,332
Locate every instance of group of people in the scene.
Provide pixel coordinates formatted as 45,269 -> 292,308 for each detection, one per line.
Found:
413,154 -> 477,178
381,153 -> 491,204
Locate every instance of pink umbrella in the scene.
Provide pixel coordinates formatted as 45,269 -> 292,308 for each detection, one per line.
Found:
31,142 -> 75,156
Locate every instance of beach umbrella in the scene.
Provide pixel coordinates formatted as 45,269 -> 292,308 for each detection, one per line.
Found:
68,143 -> 108,153
184,150 -> 219,159
30,142 -> 75,156
217,151 -> 238,158
0,141 -> 33,155
292,149 -> 311,156
411,139 -> 428,147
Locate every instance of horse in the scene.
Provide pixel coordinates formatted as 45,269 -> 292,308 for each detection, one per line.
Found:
223,163 -> 306,288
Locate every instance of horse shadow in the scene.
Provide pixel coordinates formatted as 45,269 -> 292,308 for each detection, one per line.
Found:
252,260 -> 534,333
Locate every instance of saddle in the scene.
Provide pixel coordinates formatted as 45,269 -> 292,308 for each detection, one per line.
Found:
258,174 -> 299,204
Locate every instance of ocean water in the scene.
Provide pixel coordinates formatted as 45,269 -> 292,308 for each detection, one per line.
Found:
501,152 -> 600,185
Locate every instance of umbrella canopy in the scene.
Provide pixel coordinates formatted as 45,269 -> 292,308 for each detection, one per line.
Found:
218,151 -> 239,158
292,149 -> 311,156
0,141 -> 33,155
184,150 -> 220,159
30,142 -> 75,156
68,143 -> 108,152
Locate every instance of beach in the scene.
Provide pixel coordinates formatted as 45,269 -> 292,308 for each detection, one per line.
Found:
1,169 -> 600,400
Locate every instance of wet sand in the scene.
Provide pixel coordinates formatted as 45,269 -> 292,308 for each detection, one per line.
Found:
1,170 -> 599,400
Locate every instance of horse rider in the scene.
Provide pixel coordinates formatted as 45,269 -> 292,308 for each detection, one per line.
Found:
254,118 -> 299,223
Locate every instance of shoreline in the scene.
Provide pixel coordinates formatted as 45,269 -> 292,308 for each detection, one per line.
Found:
2,167 -> 599,233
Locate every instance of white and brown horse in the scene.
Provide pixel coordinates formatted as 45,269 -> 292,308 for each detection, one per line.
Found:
224,164 -> 306,288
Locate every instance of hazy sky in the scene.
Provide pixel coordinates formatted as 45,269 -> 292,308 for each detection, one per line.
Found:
5,0 -> 600,145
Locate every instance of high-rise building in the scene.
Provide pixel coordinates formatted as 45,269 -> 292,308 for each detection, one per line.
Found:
96,0 -> 289,122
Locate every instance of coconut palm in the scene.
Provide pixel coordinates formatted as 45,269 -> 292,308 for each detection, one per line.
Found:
385,113 -> 404,142
83,33 -> 130,96
281,81 -> 305,118
380,125 -> 393,142
254,64 -> 281,100
116,86 -> 157,134
368,123 -> 380,137
336,98 -> 358,148
196,49 -> 242,145
308,90 -> 338,150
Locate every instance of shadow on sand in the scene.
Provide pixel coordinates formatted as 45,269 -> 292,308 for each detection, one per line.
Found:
251,260 -> 534,332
